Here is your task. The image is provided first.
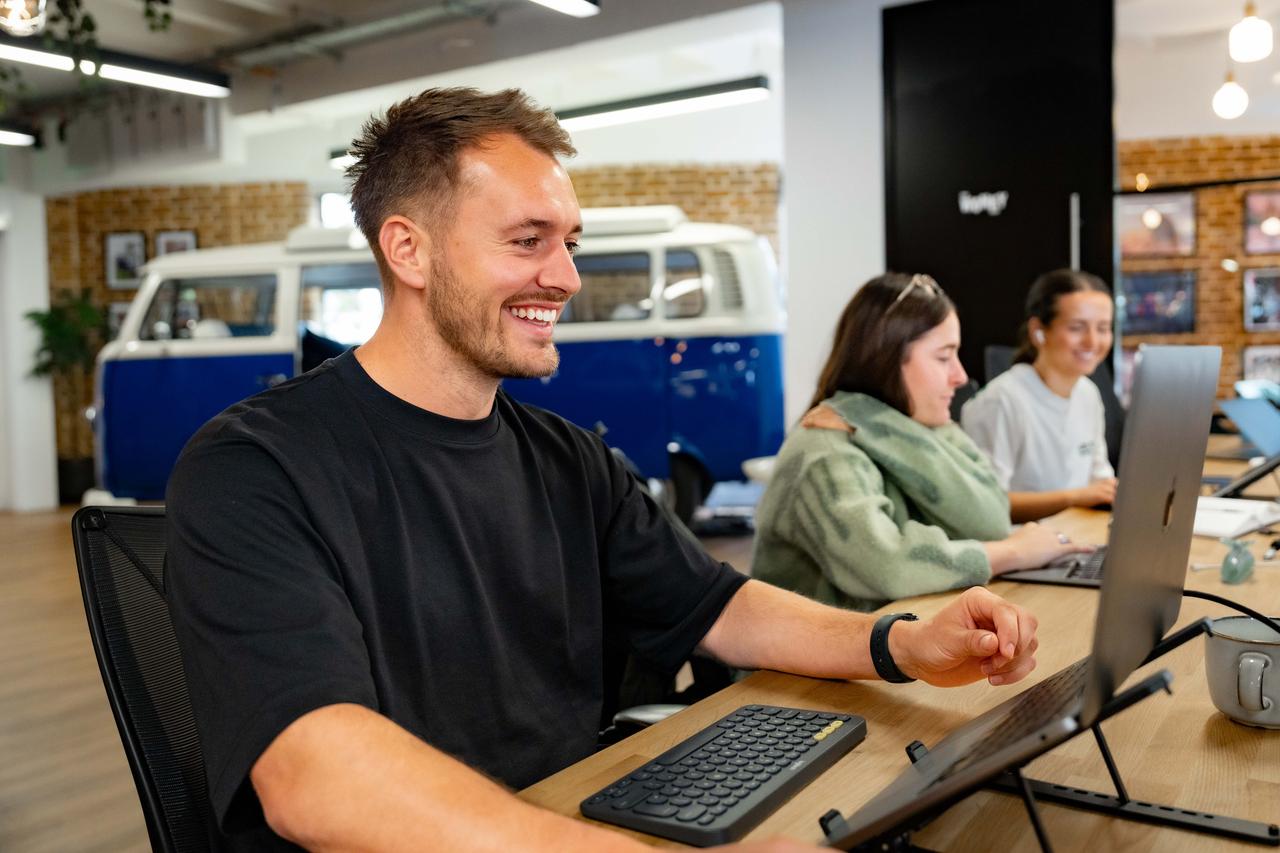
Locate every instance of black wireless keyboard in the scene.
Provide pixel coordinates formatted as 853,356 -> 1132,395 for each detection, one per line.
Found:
580,704 -> 867,846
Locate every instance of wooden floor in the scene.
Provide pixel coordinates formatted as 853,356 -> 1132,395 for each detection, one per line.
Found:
0,507 -> 756,852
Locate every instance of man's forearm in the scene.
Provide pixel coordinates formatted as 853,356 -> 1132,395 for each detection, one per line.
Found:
252,704 -> 648,853
697,580 -> 879,680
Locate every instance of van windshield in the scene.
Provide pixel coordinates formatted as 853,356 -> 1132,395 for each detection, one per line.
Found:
561,252 -> 652,323
140,274 -> 278,340
301,263 -> 383,345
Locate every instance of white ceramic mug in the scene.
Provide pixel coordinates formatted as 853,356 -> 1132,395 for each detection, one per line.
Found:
1204,615 -> 1280,730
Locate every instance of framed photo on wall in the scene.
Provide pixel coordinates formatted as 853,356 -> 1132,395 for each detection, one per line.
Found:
104,231 -> 146,288
1243,345 -> 1280,384
1117,192 -> 1195,258
107,301 -> 133,340
1244,190 -> 1280,255
1119,269 -> 1196,334
155,229 -> 197,256
1243,268 -> 1280,331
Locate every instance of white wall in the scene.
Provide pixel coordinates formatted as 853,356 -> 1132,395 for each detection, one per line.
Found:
781,0 -> 888,424
0,177 -> 57,511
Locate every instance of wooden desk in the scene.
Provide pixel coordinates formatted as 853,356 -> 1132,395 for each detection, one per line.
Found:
521,510 -> 1280,851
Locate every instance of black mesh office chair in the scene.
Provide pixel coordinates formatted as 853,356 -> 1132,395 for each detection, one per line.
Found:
72,506 -> 217,853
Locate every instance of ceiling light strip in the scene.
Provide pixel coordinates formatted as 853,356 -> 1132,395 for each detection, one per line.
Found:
0,127 -> 36,146
0,33 -> 230,98
557,76 -> 770,132
526,0 -> 600,18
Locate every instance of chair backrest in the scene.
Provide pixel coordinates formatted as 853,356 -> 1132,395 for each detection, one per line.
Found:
72,506 -> 217,853
983,344 -> 1016,383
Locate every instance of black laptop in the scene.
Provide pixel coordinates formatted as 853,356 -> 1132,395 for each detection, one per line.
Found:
825,345 -> 1221,850
1002,346 -> 1221,588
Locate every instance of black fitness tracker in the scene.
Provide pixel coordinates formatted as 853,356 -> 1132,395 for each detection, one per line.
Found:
871,612 -> 919,683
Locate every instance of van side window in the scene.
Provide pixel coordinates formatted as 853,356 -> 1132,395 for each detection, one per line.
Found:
664,249 -> 705,319
300,263 -> 383,344
561,252 -> 652,323
140,274 -> 278,341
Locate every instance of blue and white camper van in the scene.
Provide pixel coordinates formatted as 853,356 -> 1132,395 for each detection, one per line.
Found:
94,206 -> 785,520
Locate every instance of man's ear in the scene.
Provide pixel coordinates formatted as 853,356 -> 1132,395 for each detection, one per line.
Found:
378,215 -> 432,293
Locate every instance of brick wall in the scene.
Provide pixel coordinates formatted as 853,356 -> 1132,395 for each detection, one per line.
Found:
45,182 -> 311,457
569,163 -> 780,254
1118,136 -> 1280,398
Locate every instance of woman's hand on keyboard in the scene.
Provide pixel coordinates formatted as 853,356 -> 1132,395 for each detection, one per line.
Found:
889,587 -> 1039,688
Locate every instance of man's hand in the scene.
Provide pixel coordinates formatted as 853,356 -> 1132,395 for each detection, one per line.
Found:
887,587 -> 1038,688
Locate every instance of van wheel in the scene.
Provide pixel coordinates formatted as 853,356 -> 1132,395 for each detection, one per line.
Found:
669,455 -> 712,526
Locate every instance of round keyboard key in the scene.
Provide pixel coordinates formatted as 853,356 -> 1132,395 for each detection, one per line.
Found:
645,764 -> 663,773
699,795 -> 720,806
645,794 -> 668,805
656,772 -> 676,782
660,786 -> 680,796
698,814 -> 717,826
723,779 -> 743,789
587,795 -> 609,804
723,796 -> 740,807
671,779 -> 692,789
747,705 -> 763,711
709,804 -> 728,815
686,771 -> 704,780
796,711 -> 816,720
709,771 -> 729,782
643,781 -> 662,790
695,780 -> 715,790
709,786 -> 732,798
744,780 -> 761,790
729,758 -> 748,766
671,796 -> 693,807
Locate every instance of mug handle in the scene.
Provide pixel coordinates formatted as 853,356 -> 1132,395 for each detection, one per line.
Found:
1238,653 -> 1273,713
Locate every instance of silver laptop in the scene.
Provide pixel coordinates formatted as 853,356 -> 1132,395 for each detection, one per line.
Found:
826,345 -> 1221,850
1003,346 -> 1227,588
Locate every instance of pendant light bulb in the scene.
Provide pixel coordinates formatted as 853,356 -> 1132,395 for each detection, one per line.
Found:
1212,71 -> 1250,119
1230,2 -> 1273,63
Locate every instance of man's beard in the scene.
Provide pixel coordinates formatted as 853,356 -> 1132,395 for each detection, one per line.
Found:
427,253 -> 561,380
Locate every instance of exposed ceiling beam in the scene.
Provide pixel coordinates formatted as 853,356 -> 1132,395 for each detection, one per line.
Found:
227,2 -> 503,69
96,0 -> 253,37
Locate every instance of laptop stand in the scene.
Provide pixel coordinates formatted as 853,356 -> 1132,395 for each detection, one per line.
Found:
819,619 -> 1280,852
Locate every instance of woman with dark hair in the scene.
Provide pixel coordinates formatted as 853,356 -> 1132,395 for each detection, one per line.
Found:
961,269 -> 1116,522
752,273 -> 1090,613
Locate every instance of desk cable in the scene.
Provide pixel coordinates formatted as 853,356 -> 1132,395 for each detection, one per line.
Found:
1181,589 -> 1280,636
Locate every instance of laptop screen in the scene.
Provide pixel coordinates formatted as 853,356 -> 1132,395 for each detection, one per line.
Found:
1079,345 -> 1220,724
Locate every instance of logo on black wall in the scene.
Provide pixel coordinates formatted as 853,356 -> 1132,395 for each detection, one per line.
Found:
958,191 -> 1009,216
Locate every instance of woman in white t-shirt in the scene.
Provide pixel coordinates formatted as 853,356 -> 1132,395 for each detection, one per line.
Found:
961,269 -> 1117,522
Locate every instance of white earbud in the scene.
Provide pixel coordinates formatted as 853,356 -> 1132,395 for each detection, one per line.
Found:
1033,329 -> 1045,345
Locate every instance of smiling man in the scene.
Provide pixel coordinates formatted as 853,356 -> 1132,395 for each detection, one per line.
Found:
166,87 -> 1042,853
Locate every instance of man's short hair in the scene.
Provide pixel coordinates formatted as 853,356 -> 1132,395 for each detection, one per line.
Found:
346,87 -> 576,286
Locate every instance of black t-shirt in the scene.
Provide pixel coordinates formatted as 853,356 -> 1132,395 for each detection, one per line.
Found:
166,351 -> 747,850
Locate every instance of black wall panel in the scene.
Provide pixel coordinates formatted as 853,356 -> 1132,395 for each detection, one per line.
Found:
883,0 -> 1115,383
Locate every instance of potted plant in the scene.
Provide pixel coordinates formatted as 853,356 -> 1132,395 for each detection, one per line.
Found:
26,289 -> 105,503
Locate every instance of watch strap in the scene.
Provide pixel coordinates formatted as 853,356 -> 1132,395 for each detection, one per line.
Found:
871,612 -> 919,683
